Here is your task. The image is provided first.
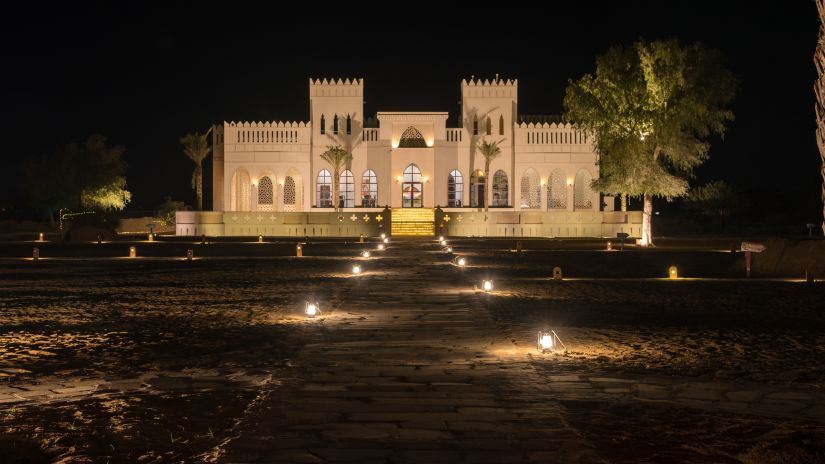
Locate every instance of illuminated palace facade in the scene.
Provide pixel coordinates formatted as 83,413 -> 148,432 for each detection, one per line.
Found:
177,77 -> 642,237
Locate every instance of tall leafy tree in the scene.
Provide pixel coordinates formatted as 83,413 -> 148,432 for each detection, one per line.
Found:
476,139 -> 503,212
320,144 -> 352,211
180,127 -> 213,211
816,0 -> 825,234
22,134 -> 130,221
564,39 -> 737,245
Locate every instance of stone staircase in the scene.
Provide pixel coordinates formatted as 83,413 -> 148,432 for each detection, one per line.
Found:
391,208 -> 435,236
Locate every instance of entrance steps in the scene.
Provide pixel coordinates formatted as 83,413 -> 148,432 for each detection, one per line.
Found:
391,208 -> 435,236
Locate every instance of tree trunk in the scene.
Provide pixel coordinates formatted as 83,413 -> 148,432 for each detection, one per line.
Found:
333,168 -> 340,212
195,163 -> 203,211
620,193 -> 627,212
484,162 -> 490,213
641,193 -> 653,246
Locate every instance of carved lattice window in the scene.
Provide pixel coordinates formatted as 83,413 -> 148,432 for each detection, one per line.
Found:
520,168 -> 540,209
284,176 -> 296,210
398,126 -> 427,148
548,169 -> 567,209
574,169 -> 593,209
258,176 -> 274,211
492,170 -> 508,207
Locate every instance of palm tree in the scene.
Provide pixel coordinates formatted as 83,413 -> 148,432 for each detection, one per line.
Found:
476,139 -> 503,212
320,144 -> 352,211
180,127 -> 213,211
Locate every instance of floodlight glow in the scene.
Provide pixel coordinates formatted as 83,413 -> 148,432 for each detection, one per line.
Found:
352,264 -> 362,274
305,301 -> 319,317
383,237 -> 389,244
454,256 -> 466,267
445,246 -> 452,253
362,250 -> 371,258
482,280 -> 493,292
380,233 -> 386,239
539,332 -> 553,351
377,243 -> 385,251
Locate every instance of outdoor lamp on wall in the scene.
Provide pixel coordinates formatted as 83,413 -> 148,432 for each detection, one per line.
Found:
482,280 -> 493,292
38,232 -> 44,242
148,233 -> 154,242
305,301 -> 319,318
129,246 -> 137,258
669,266 -> 678,279
258,235 -> 263,243
352,264 -> 362,275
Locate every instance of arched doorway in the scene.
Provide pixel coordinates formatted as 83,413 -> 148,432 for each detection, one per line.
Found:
402,164 -> 423,208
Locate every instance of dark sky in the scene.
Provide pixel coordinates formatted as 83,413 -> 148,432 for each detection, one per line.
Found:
0,1 -> 819,212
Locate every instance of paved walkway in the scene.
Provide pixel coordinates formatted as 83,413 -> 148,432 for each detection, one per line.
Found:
218,242 -> 604,463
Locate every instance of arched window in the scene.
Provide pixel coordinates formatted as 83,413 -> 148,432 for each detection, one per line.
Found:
230,168 -> 251,211
470,170 -> 485,208
333,114 -> 339,135
320,114 -> 325,134
492,170 -> 508,207
486,117 -> 492,135
574,169 -> 593,209
346,115 -> 352,135
520,168 -> 540,209
317,169 -> 332,207
284,176 -> 296,210
448,169 -> 463,207
361,170 -> 377,207
548,169 -> 567,209
258,176 -> 274,211
339,170 -> 354,208
398,126 -> 427,148
499,115 -> 504,135
473,116 -> 479,135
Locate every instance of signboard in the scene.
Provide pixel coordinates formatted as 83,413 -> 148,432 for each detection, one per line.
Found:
740,242 -> 766,253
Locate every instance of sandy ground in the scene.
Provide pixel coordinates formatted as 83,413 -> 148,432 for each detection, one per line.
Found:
0,238 -> 824,463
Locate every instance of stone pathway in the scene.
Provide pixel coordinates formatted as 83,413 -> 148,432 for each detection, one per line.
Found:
219,243 -> 604,463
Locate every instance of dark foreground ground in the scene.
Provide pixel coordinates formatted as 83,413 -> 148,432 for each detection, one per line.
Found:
1,238 -> 824,463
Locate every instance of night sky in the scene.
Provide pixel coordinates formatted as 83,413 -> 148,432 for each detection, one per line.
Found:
0,1 -> 819,214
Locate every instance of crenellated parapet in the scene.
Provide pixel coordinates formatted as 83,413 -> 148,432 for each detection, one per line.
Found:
461,77 -> 518,99
223,121 -> 311,145
309,78 -> 364,97
514,122 -> 592,146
